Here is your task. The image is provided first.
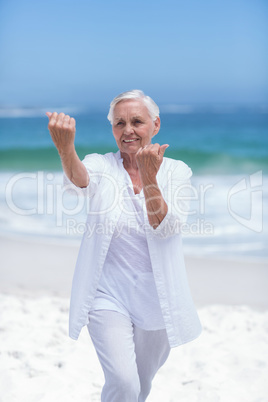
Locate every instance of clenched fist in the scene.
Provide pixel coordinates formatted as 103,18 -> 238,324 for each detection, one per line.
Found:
135,143 -> 169,185
46,112 -> 76,156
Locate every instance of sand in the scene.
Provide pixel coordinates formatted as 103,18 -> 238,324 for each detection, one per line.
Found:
1,235 -> 267,308
1,235 -> 268,402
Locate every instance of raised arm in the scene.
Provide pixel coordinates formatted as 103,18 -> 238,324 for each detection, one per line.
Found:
136,143 -> 169,229
46,112 -> 89,188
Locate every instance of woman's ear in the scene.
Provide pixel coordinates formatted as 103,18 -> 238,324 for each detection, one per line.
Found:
152,117 -> 161,137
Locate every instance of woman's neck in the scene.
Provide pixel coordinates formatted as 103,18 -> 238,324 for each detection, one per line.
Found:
121,151 -> 139,172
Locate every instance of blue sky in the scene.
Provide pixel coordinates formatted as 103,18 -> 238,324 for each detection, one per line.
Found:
0,0 -> 267,108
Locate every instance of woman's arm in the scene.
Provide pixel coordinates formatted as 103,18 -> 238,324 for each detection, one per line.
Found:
136,143 -> 169,229
46,112 -> 89,188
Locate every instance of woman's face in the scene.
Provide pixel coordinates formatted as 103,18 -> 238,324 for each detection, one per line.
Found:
112,99 -> 160,155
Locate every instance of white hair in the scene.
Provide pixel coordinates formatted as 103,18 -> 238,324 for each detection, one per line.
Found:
107,89 -> 159,124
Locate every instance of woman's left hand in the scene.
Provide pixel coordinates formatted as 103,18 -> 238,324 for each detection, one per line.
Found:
136,143 -> 169,185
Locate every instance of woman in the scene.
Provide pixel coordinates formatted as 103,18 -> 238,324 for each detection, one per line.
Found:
46,90 -> 201,401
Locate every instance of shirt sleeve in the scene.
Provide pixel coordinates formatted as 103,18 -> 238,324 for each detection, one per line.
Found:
63,153 -> 106,198
146,160 -> 193,239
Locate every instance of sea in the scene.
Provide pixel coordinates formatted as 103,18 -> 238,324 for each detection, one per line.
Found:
0,105 -> 267,260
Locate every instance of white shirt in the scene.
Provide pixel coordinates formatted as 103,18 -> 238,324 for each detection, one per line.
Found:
90,171 -> 166,330
64,150 -> 202,348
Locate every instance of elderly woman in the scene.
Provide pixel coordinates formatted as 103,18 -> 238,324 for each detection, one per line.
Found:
46,90 -> 201,402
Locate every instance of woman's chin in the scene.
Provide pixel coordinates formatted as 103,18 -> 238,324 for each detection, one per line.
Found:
121,144 -> 141,154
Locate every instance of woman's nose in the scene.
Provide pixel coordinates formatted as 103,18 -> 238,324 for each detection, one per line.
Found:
124,123 -> 134,135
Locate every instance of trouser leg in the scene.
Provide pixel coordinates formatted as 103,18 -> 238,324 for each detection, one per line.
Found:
87,310 -> 140,402
134,326 -> 171,402
87,310 -> 171,402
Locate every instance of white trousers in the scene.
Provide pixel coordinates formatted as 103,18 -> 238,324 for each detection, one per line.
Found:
87,310 -> 171,402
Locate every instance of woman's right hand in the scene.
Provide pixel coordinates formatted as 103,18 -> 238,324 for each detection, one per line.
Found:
46,112 -> 76,156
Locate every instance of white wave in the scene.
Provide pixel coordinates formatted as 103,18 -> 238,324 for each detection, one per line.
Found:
0,106 -> 83,118
160,104 -> 194,114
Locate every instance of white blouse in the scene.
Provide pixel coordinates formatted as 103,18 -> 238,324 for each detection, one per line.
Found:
90,169 -> 165,330
64,150 -> 202,348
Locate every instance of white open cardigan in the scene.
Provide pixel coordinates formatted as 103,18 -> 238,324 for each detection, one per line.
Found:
65,150 -> 202,348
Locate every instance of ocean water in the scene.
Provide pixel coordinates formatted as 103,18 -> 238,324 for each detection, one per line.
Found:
0,107 -> 267,259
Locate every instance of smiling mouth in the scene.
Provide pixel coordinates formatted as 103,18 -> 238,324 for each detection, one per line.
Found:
123,138 -> 139,143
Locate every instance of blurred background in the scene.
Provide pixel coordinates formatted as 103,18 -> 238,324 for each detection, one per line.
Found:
0,0 -> 267,259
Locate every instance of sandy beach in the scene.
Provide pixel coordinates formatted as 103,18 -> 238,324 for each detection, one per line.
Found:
1,235 -> 268,402
1,235 -> 267,307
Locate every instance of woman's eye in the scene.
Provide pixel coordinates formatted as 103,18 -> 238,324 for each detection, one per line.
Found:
135,120 -> 142,124
117,121 -> 123,126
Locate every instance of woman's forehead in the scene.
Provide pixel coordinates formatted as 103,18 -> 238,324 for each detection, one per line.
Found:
113,99 -> 149,118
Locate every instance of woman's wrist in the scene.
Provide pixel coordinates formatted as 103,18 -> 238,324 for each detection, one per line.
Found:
58,145 -> 76,159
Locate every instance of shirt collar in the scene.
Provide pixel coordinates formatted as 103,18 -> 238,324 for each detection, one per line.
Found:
115,149 -> 123,163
